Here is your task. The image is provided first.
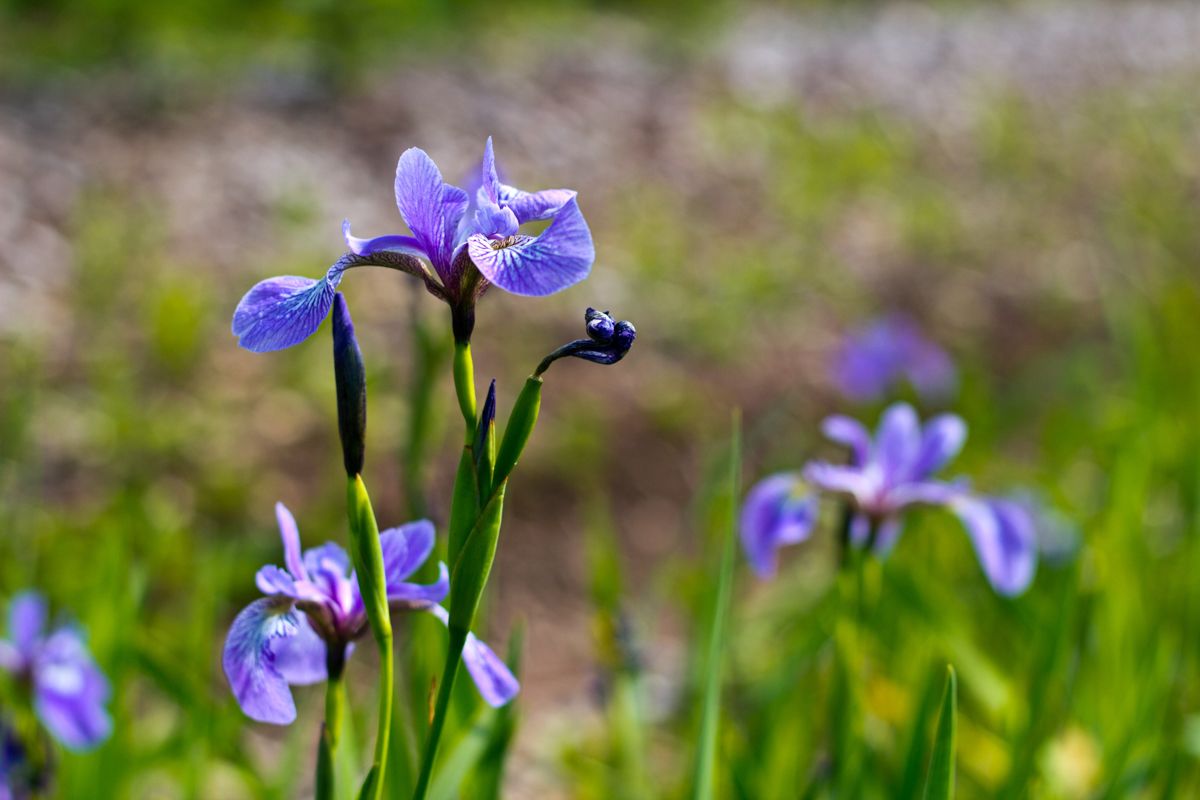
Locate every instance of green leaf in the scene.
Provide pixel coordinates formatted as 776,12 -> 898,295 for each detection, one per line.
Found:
923,666 -> 958,800
691,410 -> 741,800
493,376 -> 542,487
447,446 -> 479,569
448,486 -> 507,633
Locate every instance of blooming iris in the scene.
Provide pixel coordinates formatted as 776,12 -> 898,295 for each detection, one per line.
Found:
0,593 -> 111,751
742,403 -> 1037,595
233,137 -> 594,352
223,503 -> 519,724
831,315 -> 956,403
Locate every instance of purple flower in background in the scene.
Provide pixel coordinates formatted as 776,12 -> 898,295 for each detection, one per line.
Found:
802,402 -> 1036,595
0,593 -> 111,751
223,503 -> 519,724
831,315 -> 956,403
739,473 -> 818,578
233,137 -> 594,352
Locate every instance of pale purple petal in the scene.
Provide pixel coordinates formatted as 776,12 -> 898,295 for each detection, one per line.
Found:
466,197 -> 594,296
911,414 -> 967,479
903,333 -> 957,401
231,258 -> 348,353
379,520 -> 436,584
888,479 -> 965,508
255,566 -> 300,598
803,462 -> 874,503
270,614 -> 333,686
223,598 -> 299,725
7,593 -> 46,657
951,496 -> 1037,596
389,562 -> 449,610
505,187 -> 576,225
31,630 -> 111,751
478,137 -> 501,205
872,516 -> 904,555
849,512 -> 873,546
427,605 -> 519,707
394,148 -> 469,273
342,219 -> 425,259
821,415 -> 872,466
302,543 -> 351,579
875,403 -> 920,480
739,474 -> 817,578
275,502 -> 307,581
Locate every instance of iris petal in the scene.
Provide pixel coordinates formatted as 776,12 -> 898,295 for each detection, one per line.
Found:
275,502 -> 307,581
821,415 -> 872,466
394,148 -> 469,275
911,414 -> 967,479
231,259 -> 347,353
7,592 -> 46,656
342,219 -> 425,258
466,197 -> 594,296
427,606 -> 519,707
378,520 -> 437,585
739,473 -> 816,578
389,562 -> 449,610
951,496 -> 1037,596
270,614 -> 334,686
223,597 -> 299,725
504,187 -> 576,224
32,630 -> 111,751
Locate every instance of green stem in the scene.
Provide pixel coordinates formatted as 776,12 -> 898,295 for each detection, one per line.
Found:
316,670 -> 346,800
452,341 -> 476,441
411,625 -> 468,800
347,476 -> 394,800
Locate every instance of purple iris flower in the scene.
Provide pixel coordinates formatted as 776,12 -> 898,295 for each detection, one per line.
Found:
0,593 -> 111,751
739,474 -> 818,578
223,503 -> 519,724
800,402 -> 1036,595
831,315 -> 956,403
233,137 -> 594,352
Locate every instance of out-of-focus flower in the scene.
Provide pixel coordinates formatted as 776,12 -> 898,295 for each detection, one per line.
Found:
223,503 -> 518,724
233,137 -> 593,351
0,594 -> 110,753
739,473 -> 818,578
802,402 -> 1036,595
1007,489 -> 1081,565
534,308 -> 636,376
831,315 -> 956,403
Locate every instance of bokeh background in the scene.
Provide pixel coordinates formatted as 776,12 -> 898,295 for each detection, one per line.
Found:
2,1 -> 1200,797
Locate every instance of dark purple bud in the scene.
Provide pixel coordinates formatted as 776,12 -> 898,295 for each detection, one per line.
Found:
332,293 -> 366,477
474,379 -> 497,469
535,308 -> 637,376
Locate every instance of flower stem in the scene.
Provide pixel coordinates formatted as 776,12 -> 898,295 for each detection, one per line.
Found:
410,625 -> 468,800
347,476 -> 394,800
315,671 -> 345,800
452,340 -> 476,441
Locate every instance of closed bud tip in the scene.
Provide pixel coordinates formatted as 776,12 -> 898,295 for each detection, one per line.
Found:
535,308 -> 637,376
332,293 -> 366,477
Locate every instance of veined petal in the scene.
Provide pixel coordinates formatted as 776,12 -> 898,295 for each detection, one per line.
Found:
231,259 -> 346,353
479,136 -> 501,205
911,414 -> 967,479
342,219 -> 425,259
7,592 -> 46,657
466,196 -> 594,296
427,606 -> 519,707
394,148 -> 469,273
275,502 -> 307,581
389,562 -> 449,610
474,200 -> 519,239
505,187 -> 576,225
951,496 -> 1037,596
255,566 -> 300,598
821,415 -> 872,466
739,474 -> 816,578
378,520 -> 436,584
223,597 -> 299,725
270,614 -> 333,686
32,629 -> 111,751
302,543 -> 352,579
875,402 -> 920,481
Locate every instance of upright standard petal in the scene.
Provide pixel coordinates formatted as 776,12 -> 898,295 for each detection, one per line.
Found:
31,630 -> 111,751
394,148 -> 469,273
911,414 -> 967,480
821,415 -> 873,466
466,197 -> 594,296
505,188 -> 576,225
7,592 -> 46,657
275,502 -> 307,581
428,606 -> 519,707
223,598 -> 299,725
951,496 -> 1037,596
740,474 -> 817,578
378,521 -> 436,585
875,403 -> 920,480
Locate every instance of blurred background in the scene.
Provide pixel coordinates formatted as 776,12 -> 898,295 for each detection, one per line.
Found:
2,0 -> 1200,797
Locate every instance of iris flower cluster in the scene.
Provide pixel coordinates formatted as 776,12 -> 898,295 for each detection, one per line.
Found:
743,401 -> 1037,596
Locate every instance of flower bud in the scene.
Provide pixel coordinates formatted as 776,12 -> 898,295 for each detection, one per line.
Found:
535,308 -> 637,376
332,293 -> 366,477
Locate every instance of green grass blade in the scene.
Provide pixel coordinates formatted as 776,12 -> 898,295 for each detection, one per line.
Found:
691,410 -> 741,800
923,666 -> 958,800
